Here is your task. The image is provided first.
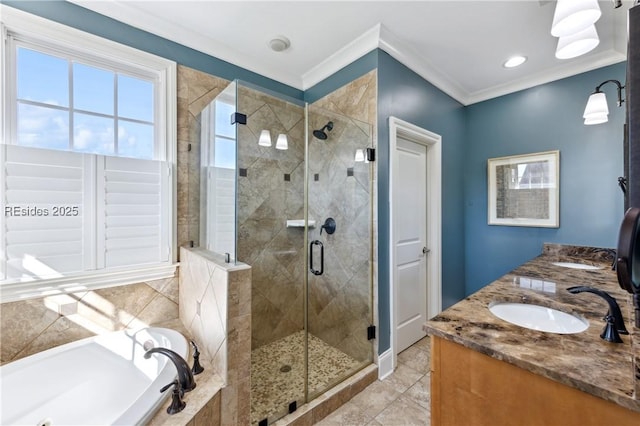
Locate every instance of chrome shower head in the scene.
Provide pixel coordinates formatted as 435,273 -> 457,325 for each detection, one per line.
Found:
313,121 -> 334,140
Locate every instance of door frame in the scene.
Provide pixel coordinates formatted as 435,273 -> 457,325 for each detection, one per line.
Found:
389,116 -> 442,369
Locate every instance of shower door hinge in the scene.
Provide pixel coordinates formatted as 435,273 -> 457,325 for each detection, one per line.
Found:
231,112 -> 247,125
367,325 -> 376,340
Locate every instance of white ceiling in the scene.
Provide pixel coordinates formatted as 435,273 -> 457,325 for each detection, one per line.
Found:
68,0 -> 632,105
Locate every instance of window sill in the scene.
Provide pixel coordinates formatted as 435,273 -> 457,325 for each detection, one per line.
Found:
0,263 -> 178,303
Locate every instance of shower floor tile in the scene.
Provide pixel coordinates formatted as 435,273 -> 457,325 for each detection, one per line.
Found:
251,331 -> 362,425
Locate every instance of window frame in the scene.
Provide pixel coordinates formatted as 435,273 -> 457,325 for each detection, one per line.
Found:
0,5 -> 178,302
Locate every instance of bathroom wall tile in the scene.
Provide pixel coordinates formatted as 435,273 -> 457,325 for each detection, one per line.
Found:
347,366 -> 378,398
211,267 -> 228,329
132,293 -> 179,327
236,375 -> 251,426
221,370 -> 239,425
227,313 -> 251,379
193,390 -> 220,426
199,283 -> 226,366
177,97 -> 190,141
145,276 -> 179,304
312,384 -> 353,422
77,283 -> 157,331
0,298 -> 60,363
12,315 -> 95,361
228,268 -> 251,318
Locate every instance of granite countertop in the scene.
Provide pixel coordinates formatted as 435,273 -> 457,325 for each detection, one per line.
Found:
424,244 -> 639,414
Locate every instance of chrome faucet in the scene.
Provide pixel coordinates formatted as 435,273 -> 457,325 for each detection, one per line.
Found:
144,347 -> 196,392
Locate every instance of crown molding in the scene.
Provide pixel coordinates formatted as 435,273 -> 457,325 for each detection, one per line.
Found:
301,24 -> 381,90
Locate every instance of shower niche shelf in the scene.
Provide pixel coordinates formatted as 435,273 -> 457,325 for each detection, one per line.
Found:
286,219 -> 316,228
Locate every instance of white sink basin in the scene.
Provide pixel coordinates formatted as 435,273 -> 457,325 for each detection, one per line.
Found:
488,302 -> 589,334
551,262 -> 602,270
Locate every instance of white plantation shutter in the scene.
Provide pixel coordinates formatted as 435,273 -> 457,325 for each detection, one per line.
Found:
102,156 -> 169,268
204,166 -> 235,256
1,145 -> 170,283
1,145 -> 89,280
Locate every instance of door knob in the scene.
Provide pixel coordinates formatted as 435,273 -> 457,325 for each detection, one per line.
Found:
422,247 -> 430,254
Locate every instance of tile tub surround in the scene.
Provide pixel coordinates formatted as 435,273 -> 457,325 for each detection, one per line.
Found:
424,244 -> 640,414
0,276 -> 179,365
179,247 -> 251,425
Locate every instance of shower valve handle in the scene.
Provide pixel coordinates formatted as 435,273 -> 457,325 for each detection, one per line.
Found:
320,217 -> 336,235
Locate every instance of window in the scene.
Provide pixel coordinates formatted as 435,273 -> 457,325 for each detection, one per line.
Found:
15,45 -> 155,158
1,6 -> 177,301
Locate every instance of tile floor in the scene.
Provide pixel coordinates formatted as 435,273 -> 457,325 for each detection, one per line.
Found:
315,336 -> 431,425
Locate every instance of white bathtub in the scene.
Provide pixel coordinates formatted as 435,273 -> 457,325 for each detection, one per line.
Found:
0,327 -> 188,426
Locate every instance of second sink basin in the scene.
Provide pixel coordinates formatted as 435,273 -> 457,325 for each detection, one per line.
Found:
489,302 -> 589,334
551,261 -> 602,270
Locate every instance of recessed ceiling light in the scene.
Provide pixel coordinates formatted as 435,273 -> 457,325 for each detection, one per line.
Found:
269,36 -> 291,52
503,56 -> 527,68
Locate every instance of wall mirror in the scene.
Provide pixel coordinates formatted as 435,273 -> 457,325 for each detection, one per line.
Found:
488,150 -> 560,228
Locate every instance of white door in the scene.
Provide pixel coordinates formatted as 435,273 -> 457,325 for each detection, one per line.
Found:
394,136 -> 428,353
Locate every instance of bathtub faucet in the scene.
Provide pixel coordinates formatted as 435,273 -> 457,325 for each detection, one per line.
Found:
144,347 -> 196,392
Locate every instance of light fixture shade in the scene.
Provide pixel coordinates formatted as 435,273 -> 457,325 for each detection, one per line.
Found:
275,134 -> 288,150
258,130 -> 272,147
555,25 -> 599,59
583,92 -> 609,125
551,0 -> 601,37
354,149 -> 365,162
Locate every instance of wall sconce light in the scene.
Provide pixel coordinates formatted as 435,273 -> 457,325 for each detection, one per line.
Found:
355,148 -> 375,163
551,0 -> 601,37
275,134 -> 288,150
258,130 -> 272,147
583,79 -> 625,125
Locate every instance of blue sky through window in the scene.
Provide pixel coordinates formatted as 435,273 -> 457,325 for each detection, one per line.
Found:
16,46 -> 155,159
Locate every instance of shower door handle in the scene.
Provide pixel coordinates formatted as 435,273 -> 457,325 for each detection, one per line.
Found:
310,240 -> 324,276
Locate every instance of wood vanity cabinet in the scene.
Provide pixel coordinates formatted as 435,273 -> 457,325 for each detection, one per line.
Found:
430,336 -> 640,426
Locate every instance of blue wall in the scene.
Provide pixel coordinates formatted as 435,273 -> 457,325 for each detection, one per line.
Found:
376,51 -> 467,353
464,63 -> 626,295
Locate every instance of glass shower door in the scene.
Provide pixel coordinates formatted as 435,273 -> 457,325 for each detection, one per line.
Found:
305,106 -> 374,400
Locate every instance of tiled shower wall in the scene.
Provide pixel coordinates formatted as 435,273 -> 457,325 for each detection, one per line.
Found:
0,65 -> 226,364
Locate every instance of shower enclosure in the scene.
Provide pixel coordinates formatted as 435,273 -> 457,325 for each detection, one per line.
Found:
199,80 -> 374,425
